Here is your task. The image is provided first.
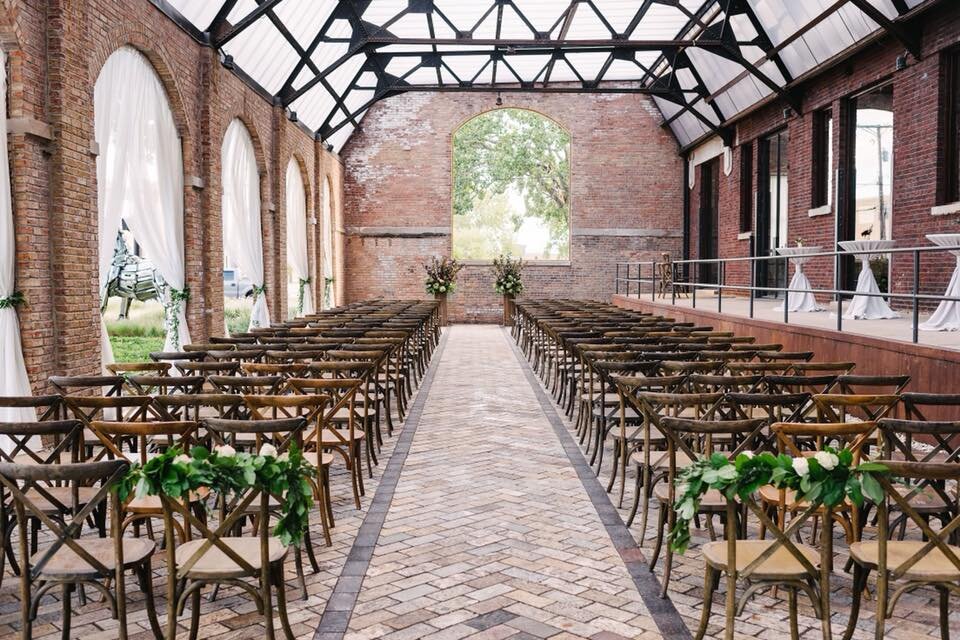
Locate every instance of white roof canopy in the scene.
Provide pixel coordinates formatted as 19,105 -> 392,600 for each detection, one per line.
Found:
155,0 -> 932,151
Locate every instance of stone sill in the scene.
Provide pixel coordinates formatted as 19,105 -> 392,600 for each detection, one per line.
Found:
808,205 -> 832,217
460,260 -> 572,268
737,231 -> 752,241
932,201 -> 960,217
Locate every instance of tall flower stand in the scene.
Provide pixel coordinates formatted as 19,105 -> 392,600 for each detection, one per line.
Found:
434,293 -> 448,327
502,294 -> 515,327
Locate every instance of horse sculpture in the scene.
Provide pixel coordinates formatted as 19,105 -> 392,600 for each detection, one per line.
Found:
100,231 -> 166,319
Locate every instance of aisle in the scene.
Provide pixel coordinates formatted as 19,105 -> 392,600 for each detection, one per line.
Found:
330,325 -> 676,640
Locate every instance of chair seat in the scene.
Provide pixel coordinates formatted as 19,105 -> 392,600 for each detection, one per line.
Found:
9,486 -> 102,514
304,451 -> 334,467
320,429 -> 365,445
654,483 -> 726,509
32,537 -> 155,577
175,537 -> 287,579
631,449 -> 692,469
702,539 -> 820,580
850,540 -> 960,581
127,488 -> 209,513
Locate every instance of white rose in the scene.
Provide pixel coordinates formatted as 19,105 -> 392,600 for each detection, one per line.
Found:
814,451 -> 839,471
792,457 -> 810,477
214,444 -> 237,457
173,454 -> 192,465
277,452 -> 290,463
259,443 -> 278,458
741,451 -> 755,459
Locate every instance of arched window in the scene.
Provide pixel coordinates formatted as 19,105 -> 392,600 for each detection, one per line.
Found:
285,158 -> 313,318
95,46 -> 189,362
452,108 -> 570,261
221,119 -> 269,330
321,176 -> 335,309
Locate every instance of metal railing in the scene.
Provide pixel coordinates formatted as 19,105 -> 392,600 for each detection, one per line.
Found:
615,244 -> 960,344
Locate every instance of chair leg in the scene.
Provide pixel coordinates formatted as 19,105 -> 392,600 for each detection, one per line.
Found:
137,560 -> 164,640
61,583 -> 72,640
842,565 -> 867,640
939,587 -> 950,640
649,505 -> 666,573
274,564 -> 296,640
694,568 -> 719,640
788,588 -> 800,640
188,588 -> 201,640
626,468 -> 642,528
294,545 -> 308,600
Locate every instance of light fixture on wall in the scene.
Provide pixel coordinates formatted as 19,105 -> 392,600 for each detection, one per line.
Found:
495,91 -> 503,106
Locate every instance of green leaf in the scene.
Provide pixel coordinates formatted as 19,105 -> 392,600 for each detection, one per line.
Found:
860,472 -> 885,504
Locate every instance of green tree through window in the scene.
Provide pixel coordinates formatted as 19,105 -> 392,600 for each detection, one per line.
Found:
452,108 -> 570,261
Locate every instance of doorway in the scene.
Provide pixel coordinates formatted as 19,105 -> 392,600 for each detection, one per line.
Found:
756,129 -> 789,297
698,158 -> 720,284
840,83 -> 894,292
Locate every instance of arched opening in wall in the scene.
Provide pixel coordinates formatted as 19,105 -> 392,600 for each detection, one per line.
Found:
285,158 -> 313,319
96,45 -> 190,365
321,175 -> 335,309
452,108 -> 570,261
221,118 -> 269,333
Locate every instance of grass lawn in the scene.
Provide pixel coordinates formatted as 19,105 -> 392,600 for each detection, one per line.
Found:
110,336 -> 165,362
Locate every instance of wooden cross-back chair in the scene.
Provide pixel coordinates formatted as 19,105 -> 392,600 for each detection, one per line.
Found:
875,412 -> 960,542
63,394 -> 167,460
811,393 -> 901,425
1,459 -> 161,640
695,460 -> 835,640
845,460 -> 960,640
654,416 -> 769,598
241,362 -> 309,378
760,421 -> 877,548
286,376 -> 367,509
174,360 -> 241,378
208,374 -> 284,396
756,350 -> 815,363
163,418 -> 300,640
127,374 -> 205,396
0,394 -> 64,422
0,419 -> 92,579
90,419 -> 206,542
330,347 -> 395,441
49,375 -> 125,398
105,362 -> 171,394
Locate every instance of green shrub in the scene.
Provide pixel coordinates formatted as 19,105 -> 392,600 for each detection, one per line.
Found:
224,300 -> 252,336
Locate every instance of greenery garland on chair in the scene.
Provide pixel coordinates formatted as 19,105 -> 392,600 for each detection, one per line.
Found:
424,256 -> 463,295
116,443 -> 316,546
493,254 -> 524,296
669,448 -> 888,554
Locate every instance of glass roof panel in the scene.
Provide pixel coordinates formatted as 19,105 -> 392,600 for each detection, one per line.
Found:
155,0 -> 931,151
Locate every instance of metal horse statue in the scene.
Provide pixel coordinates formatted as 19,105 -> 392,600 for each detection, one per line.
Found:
100,231 -> 166,319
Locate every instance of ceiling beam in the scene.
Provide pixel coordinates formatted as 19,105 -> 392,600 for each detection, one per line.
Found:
847,0 -> 922,59
213,0 -> 284,48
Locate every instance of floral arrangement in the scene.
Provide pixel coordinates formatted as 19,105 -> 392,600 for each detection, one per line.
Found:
116,442 -> 316,546
669,448 -> 887,554
424,256 -> 463,295
493,254 -> 524,296
296,277 -> 311,316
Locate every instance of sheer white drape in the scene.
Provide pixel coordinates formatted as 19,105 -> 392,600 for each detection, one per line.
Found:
285,159 -> 314,317
321,177 -> 334,309
0,50 -> 36,438
95,46 -> 191,356
222,119 -> 269,329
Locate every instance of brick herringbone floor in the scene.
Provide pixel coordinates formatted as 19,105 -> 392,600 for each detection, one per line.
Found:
4,325 -> 959,639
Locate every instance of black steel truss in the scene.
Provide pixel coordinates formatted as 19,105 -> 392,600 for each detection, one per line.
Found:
149,0 -> 931,150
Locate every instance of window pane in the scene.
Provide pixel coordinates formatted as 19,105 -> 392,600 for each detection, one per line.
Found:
452,109 -> 570,261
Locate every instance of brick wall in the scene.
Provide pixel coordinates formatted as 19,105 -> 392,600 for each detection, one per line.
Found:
686,2 -> 960,309
4,0 -> 344,392
340,91 -> 684,323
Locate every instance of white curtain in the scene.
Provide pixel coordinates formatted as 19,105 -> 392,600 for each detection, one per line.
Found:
321,177 -> 335,309
0,50 -> 36,438
222,119 -> 269,329
285,159 -> 314,317
95,46 -> 191,355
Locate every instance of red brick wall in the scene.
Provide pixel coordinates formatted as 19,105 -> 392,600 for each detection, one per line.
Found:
340,91 -> 684,323
5,0 -> 344,392
688,2 -> 960,309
